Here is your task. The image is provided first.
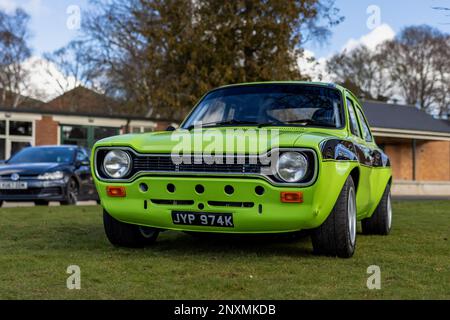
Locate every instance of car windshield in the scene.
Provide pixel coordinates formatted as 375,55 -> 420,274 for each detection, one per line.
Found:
182,84 -> 344,129
7,147 -> 76,164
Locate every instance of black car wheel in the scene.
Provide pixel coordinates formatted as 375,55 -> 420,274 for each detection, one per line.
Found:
0,200 -> 3,207
61,178 -> 78,206
361,184 -> 392,235
103,209 -> 159,247
311,176 -> 357,258
34,200 -> 49,206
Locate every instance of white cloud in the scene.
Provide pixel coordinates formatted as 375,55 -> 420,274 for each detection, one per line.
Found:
299,24 -> 396,82
21,56 -> 79,102
298,50 -> 331,82
341,23 -> 395,52
0,0 -> 17,12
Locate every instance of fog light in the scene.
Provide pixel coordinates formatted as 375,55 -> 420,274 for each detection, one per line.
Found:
280,191 -> 303,203
106,186 -> 126,197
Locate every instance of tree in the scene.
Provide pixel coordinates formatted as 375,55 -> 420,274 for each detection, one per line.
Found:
0,8 -> 32,108
326,45 -> 391,101
43,41 -> 100,98
382,25 -> 449,113
327,25 -> 450,116
80,0 -> 343,119
432,36 -> 450,117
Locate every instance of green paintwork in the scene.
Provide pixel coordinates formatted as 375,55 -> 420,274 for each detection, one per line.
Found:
92,82 -> 392,233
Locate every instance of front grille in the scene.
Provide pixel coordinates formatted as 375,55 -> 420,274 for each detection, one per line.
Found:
0,187 -> 62,196
133,156 -> 176,171
133,155 -> 262,174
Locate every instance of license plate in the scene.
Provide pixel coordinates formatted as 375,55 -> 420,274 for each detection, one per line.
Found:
171,211 -> 234,228
0,181 -> 28,190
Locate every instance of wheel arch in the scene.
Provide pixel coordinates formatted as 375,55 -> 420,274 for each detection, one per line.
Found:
349,166 -> 360,192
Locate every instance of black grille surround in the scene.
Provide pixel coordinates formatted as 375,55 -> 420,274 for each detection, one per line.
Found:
95,147 -> 317,186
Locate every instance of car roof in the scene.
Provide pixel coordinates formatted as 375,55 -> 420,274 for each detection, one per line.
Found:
29,145 -> 83,150
214,81 -> 345,91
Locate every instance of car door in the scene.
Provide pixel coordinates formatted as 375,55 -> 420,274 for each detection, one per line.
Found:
74,148 -> 94,199
354,104 -> 380,210
346,96 -> 372,216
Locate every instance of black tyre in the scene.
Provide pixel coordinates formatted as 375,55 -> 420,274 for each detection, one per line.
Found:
0,200 -> 3,207
311,176 -> 357,258
361,184 -> 392,235
103,209 -> 159,247
34,200 -> 49,206
61,178 -> 78,205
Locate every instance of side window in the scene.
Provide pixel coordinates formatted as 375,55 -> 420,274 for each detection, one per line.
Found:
346,99 -> 361,137
355,107 -> 373,142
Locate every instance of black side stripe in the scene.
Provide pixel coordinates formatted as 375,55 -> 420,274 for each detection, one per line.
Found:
321,139 -> 390,168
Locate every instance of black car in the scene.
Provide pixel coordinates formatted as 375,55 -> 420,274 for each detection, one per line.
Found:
0,145 -> 98,206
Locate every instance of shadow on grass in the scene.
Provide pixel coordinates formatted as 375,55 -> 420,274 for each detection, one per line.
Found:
144,231 -> 313,258
31,223 -> 314,258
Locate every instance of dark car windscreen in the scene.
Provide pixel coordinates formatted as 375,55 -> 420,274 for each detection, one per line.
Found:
7,147 -> 76,164
182,84 -> 344,129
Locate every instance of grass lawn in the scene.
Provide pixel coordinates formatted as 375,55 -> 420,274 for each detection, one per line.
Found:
0,201 -> 448,299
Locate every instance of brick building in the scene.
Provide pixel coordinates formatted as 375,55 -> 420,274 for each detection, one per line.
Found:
0,87 -> 173,159
1,87 -> 449,196
363,101 -> 450,197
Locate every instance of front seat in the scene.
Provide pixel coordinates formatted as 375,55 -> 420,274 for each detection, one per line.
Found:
312,108 -> 335,125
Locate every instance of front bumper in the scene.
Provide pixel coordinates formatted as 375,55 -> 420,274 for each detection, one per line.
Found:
96,163 -> 352,233
0,179 -> 67,202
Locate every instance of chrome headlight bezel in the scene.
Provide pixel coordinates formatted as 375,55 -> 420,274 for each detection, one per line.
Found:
275,151 -> 309,183
102,150 -> 132,179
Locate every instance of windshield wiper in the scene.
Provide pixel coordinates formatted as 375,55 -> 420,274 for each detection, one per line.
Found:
284,119 -> 336,128
186,119 -> 260,130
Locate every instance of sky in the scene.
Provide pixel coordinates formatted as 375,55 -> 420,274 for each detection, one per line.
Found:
1,0 -> 448,57
0,0 -> 449,99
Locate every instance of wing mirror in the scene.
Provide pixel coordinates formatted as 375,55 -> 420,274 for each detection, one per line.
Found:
166,125 -> 177,131
76,160 -> 90,168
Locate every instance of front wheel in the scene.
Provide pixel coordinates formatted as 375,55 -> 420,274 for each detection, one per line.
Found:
61,178 -> 78,205
103,209 -> 159,247
361,184 -> 392,235
311,176 -> 357,258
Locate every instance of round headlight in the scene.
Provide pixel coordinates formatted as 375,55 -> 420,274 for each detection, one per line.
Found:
276,152 -> 308,183
103,150 -> 131,178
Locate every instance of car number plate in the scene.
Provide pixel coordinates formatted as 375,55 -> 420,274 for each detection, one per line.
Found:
171,211 -> 234,227
0,181 -> 28,189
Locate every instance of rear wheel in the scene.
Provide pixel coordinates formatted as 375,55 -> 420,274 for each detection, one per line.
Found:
362,184 -> 392,235
103,209 -> 159,247
61,178 -> 78,205
311,176 -> 357,258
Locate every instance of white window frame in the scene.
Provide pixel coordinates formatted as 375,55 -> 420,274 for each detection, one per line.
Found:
0,114 -> 37,159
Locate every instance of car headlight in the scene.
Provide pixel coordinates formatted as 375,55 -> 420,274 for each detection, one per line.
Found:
276,152 -> 308,183
38,171 -> 64,180
103,150 -> 131,178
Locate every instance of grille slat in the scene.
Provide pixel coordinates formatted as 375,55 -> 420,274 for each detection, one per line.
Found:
132,155 -> 263,174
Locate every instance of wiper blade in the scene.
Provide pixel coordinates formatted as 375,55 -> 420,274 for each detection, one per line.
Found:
284,119 -> 336,128
186,119 -> 260,130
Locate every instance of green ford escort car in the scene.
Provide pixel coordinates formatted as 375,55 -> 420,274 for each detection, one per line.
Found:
92,82 -> 392,258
